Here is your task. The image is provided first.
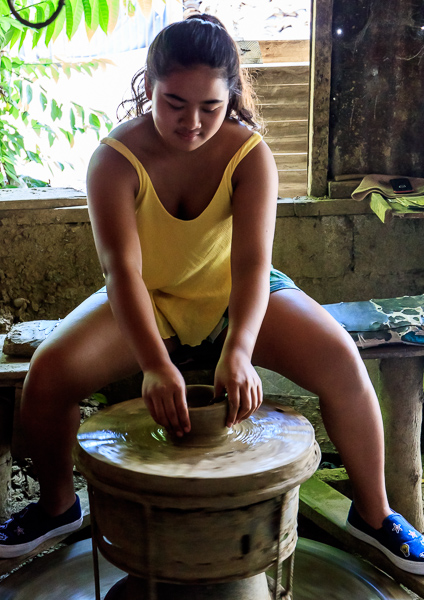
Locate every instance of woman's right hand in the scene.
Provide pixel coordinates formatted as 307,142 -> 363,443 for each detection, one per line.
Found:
141,363 -> 190,437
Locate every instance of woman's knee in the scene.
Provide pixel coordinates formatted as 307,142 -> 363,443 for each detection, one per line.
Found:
22,342 -> 79,409
315,332 -> 374,399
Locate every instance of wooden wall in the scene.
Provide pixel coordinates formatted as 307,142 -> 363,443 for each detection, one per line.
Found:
329,0 -> 424,179
245,40 -> 310,198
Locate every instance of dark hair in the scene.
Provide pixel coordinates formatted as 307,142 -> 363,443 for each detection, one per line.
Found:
117,14 -> 260,130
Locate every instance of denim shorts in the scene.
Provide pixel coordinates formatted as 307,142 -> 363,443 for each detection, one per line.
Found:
206,267 -> 300,342
94,268 -> 300,343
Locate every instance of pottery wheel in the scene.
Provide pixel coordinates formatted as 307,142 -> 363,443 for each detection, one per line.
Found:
75,398 -> 320,501
0,538 -> 410,600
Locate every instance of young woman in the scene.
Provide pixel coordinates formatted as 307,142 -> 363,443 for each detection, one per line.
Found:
1,15 -> 423,574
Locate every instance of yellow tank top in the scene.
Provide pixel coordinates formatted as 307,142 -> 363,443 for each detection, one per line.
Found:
100,132 -> 262,346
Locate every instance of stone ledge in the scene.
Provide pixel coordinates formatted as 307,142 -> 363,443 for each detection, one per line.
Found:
0,187 -> 86,210
277,196 -> 373,218
0,205 -> 90,225
1,189 -> 374,225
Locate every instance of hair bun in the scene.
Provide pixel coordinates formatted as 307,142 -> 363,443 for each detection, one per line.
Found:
184,13 -> 226,29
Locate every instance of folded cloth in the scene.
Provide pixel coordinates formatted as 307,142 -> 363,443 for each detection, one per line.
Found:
352,174 -> 424,202
323,295 -> 424,349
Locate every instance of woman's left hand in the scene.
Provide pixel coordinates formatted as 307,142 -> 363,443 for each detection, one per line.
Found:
214,349 -> 263,428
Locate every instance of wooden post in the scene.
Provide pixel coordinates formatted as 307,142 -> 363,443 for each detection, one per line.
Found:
378,356 -> 424,531
307,0 -> 333,197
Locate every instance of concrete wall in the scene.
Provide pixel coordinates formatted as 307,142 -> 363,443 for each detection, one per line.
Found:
0,204 -> 103,325
273,198 -> 424,305
1,194 -> 423,325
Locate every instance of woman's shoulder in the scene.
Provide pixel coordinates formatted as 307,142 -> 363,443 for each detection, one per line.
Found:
105,115 -> 152,147
88,117 -> 149,188
213,120 -> 262,160
221,119 -> 259,142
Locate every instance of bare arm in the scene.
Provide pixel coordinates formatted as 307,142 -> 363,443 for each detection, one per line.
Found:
86,143 -> 190,435
214,140 -> 278,426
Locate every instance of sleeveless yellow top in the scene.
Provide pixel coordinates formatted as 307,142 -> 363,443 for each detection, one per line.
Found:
100,132 -> 262,346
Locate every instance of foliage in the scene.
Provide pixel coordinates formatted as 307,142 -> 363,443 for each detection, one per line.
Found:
0,0 -> 164,187
0,51 -> 114,186
90,392 -> 109,405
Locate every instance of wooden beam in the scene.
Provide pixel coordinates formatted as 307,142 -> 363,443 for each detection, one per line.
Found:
307,0 -> 333,197
249,64 -> 310,85
278,181 -> 307,198
256,84 -> 309,105
273,154 -> 308,171
260,104 -> 309,121
266,139 -> 308,154
258,40 -> 310,63
277,171 -> 307,183
264,120 -> 308,138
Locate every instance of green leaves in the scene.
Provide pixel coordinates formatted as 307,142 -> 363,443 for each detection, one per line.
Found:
0,0 -> 164,187
50,98 -> 63,120
1,0 -> 133,47
1,54 -> 114,186
40,91 -> 48,111
65,0 -> 84,40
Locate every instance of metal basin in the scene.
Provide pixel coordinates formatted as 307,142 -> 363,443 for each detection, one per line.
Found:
0,538 -> 410,600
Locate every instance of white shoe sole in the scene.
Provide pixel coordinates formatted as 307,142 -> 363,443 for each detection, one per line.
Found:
0,516 -> 83,559
346,520 -> 424,575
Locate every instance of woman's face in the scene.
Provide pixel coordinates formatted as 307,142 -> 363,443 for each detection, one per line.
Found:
146,65 -> 230,152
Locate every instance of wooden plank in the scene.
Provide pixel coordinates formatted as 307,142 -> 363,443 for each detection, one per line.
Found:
259,40 -> 310,63
278,181 -> 307,198
256,84 -> 309,104
277,170 -> 307,183
249,65 -> 310,85
273,154 -> 308,171
359,344 -> 424,360
307,0 -> 333,197
263,120 -> 308,139
0,188 -> 86,210
299,476 -> 424,598
260,104 -> 309,122
267,139 -> 308,153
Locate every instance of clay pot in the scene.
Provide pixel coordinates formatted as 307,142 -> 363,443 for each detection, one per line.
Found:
171,384 -> 228,447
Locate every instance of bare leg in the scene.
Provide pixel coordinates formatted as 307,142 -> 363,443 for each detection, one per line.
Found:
21,291 -> 177,517
252,289 -> 391,528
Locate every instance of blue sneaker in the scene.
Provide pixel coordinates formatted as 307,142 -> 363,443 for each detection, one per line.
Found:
0,495 -> 82,559
346,503 -> 424,574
